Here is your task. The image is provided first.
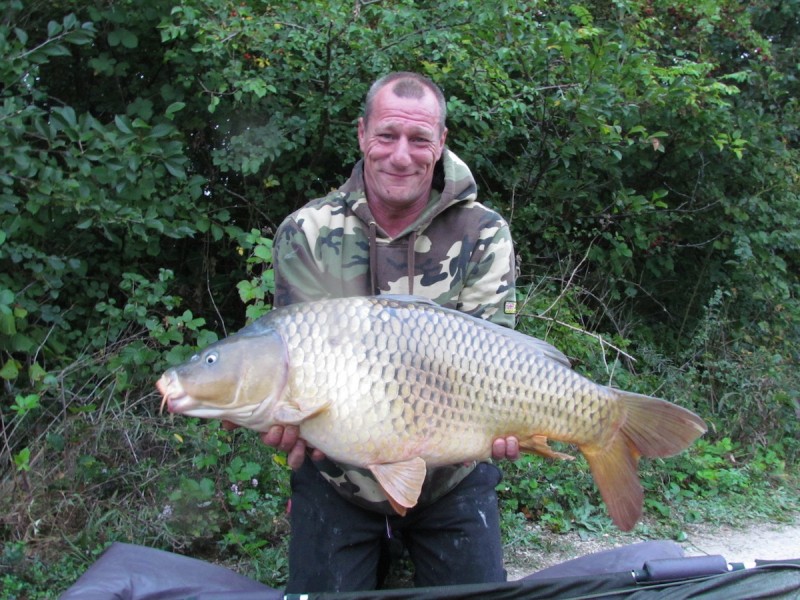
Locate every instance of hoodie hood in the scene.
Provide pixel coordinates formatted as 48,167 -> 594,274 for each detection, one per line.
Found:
340,147 -> 479,239
339,148 -> 479,294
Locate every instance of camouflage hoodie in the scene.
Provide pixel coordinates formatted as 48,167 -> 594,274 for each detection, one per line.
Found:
272,148 -> 516,514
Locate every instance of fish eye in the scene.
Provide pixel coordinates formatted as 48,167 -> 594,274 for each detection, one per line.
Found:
204,351 -> 218,365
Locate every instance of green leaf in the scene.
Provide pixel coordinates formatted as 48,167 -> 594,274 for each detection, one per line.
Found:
0,313 -> 16,336
51,106 -> 78,128
29,362 -> 47,383
64,28 -> 94,46
114,115 -> 134,134
120,30 -> 139,49
164,157 -> 187,179
47,20 -> 62,37
14,448 -> 31,472
108,29 -> 138,48
150,123 -> 174,139
253,245 -> 272,261
0,359 -> 20,380
12,393 -> 41,415
165,102 -> 186,119
14,27 -> 28,45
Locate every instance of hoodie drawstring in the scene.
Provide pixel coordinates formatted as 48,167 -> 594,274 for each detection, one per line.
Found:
407,230 -> 417,295
368,222 -> 417,296
369,221 -> 379,295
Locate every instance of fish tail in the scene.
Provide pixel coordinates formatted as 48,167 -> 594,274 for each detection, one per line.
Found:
617,391 -> 707,458
582,391 -> 707,531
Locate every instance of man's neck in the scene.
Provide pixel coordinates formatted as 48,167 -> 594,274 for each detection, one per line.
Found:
368,195 -> 429,238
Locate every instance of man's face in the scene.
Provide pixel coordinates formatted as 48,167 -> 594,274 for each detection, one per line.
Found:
358,85 -> 447,212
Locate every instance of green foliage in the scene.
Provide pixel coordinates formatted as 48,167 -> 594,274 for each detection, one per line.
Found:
655,287 -> 800,456
235,229 -> 275,320
1,539 -> 105,600
499,453 -> 611,535
640,438 -> 799,530
164,420 -> 291,564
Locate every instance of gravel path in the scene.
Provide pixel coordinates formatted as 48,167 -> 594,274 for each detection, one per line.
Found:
505,517 -> 800,579
683,519 -> 800,567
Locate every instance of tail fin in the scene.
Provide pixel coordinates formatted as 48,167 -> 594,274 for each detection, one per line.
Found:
582,392 -> 707,531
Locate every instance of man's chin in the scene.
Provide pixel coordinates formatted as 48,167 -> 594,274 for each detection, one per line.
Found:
376,184 -> 426,203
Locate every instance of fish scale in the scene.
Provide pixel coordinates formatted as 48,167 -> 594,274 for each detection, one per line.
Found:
156,295 -> 707,530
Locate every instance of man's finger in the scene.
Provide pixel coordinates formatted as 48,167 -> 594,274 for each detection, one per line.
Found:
278,425 -> 300,452
261,425 -> 285,447
287,439 -> 307,470
505,436 -> 520,460
491,438 -> 506,460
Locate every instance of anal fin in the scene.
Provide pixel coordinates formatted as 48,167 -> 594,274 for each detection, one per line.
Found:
520,434 -> 575,461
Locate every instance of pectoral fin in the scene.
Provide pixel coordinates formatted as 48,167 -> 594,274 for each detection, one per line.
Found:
368,457 -> 427,516
272,397 -> 330,425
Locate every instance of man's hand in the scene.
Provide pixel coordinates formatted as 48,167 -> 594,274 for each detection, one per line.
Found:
221,422 -> 324,470
491,436 -> 520,461
260,425 -> 319,470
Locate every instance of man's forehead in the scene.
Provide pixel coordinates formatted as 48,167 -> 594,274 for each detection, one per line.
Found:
370,86 -> 441,125
373,118 -> 437,134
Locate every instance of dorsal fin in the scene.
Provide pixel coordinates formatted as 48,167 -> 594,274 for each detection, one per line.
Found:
377,294 -> 438,306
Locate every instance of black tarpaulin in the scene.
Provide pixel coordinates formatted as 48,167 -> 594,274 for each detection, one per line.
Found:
59,541 -> 800,600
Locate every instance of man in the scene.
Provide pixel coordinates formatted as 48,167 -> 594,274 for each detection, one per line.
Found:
264,72 -> 519,592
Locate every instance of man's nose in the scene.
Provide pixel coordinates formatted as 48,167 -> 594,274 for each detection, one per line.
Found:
390,136 -> 412,167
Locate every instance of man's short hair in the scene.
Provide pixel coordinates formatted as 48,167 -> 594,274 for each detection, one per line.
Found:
363,72 -> 447,132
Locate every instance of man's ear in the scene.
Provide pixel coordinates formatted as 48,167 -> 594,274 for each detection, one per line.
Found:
357,117 -> 366,153
437,127 -> 448,159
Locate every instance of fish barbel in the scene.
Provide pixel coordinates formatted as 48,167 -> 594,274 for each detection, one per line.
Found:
156,295 -> 706,530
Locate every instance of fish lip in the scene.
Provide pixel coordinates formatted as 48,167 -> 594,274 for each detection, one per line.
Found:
156,373 -> 195,415
164,393 -> 196,415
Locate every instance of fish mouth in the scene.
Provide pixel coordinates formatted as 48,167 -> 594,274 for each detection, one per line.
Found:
156,374 -> 196,415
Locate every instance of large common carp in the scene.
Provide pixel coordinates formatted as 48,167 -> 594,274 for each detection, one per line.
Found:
156,295 -> 706,530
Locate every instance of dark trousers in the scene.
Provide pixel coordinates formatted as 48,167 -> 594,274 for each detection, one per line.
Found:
285,460 -> 507,593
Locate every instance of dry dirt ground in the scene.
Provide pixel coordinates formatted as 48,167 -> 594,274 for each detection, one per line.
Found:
504,516 -> 800,580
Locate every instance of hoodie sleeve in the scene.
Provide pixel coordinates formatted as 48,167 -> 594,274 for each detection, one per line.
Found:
272,215 -> 332,307
457,218 -> 517,328
272,193 -> 374,307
